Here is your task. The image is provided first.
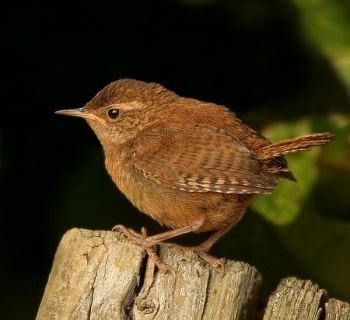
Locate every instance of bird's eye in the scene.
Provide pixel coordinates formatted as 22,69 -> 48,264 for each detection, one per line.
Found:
107,108 -> 120,119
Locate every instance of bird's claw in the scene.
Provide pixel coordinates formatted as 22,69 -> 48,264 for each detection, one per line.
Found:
112,224 -> 156,247
191,246 -> 225,269
112,225 -> 174,274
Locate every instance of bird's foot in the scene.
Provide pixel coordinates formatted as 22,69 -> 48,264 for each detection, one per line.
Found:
112,224 -> 153,245
191,246 -> 225,269
112,225 -> 173,274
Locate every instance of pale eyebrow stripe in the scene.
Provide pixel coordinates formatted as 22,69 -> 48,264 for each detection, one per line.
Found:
107,101 -> 143,111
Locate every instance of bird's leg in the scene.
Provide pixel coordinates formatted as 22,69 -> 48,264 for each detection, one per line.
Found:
140,227 -> 174,274
191,223 -> 236,268
113,220 -> 204,246
113,216 -> 205,273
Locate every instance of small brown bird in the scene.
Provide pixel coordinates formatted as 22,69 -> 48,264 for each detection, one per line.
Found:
56,79 -> 333,272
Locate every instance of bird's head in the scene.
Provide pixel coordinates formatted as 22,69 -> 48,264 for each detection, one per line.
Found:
56,79 -> 177,149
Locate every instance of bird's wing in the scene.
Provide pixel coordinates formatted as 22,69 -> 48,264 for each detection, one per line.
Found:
130,125 -> 276,194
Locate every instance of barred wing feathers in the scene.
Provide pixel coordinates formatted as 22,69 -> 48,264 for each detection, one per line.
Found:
131,125 -> 276,194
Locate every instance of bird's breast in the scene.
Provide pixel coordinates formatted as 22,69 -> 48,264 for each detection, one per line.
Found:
105,156 -> 168,223
105,157 -> 145,210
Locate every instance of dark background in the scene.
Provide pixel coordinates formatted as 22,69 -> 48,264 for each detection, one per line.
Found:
2,1 -> 349,318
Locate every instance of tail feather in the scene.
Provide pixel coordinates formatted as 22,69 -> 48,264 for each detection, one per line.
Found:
257,133 -> 334,160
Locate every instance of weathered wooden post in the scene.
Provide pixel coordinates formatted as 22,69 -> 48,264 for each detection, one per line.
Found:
37,228 -> 350,320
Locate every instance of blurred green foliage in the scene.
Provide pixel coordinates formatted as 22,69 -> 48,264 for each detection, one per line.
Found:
252,119 -> 322,225
250,115 -> 350,299
296,0 -> 350,85
252,114 -> 350,225
249,0 -> 350,298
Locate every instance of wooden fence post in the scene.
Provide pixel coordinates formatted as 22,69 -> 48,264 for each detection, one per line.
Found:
36,228 -> 350,320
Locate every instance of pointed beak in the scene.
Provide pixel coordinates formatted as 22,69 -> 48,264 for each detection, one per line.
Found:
55,107 -> 88,118
55,107 -> 102,122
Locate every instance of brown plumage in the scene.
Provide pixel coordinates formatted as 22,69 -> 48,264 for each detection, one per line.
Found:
56,79 -> 333,272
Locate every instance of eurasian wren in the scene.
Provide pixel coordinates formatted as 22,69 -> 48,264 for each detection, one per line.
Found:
56,79 -> 333,272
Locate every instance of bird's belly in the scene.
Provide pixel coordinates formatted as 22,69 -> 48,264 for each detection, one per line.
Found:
106,160 -> 252,231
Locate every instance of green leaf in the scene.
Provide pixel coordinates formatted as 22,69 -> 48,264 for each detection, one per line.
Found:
252,114 -> 350,225
252,119 -> 321,225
